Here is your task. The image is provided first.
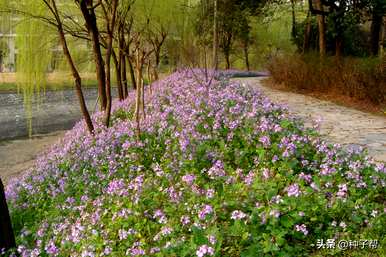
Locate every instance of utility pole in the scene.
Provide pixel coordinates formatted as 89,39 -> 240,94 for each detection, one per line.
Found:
213,0 -> 218,70
0,178 -> 16,251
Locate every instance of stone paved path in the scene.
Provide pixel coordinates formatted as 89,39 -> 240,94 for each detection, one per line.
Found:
235,77 -> 386,163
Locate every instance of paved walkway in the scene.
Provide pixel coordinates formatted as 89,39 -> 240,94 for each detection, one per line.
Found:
235,77 -> 386,163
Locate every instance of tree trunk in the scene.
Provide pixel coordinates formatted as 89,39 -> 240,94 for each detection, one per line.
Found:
153,50 -> 160,81
103,0 -> 118,127
290,0 -> 297,40
118,25 -> 128,98
243,43 -> 250,71
134,53 -> 142,138
128,57 -> 137,90
224,50 -> 231,69
303,11 -> 312,53
79,0 -> 107,111
121,54 -> 128,98
213,0 -> 218,70
335,34 -> 343,58
141,74 -> 145,119
380,16 -> 385,58
0,178 -> 16,252
147,59 -> 152,83
104,30 -> 112,127
112,50 -> 124,101
370,12 -> 383,56
315,0 -> 326,57
53,0 -> 94,134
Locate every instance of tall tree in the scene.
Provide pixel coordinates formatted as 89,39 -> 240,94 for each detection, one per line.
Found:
369,0 -> 386,55
101,0 -> 118,127
43,0 -> 95,133
77,0 -> 107,111
315,0 -> 326,57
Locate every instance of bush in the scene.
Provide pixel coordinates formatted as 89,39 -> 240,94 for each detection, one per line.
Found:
5,70 -> 386,256
267,54 -> 386,107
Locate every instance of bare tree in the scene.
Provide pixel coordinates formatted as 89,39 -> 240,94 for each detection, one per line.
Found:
101,0 -> 119,127
77,0 -> 108,111
129,32 -> 153,138
148,27 -> 167,82
42,0 -> 94,134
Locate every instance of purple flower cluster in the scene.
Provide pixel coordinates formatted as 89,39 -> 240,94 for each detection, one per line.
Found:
4,69 -> 386,256
198,205 -> 214,220
196,245 -> 214,257
295,224 -> 308,236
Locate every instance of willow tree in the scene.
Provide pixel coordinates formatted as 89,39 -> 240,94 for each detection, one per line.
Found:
11,0 -> 53,136
0,0 -> 96,135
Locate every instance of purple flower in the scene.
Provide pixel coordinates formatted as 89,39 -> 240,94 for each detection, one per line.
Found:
207,160 -> 226,178
286,183 -> 301,197
182,174 -> 196,185
339,221 -> 347,229
336,184 -> 348,198
295,224 -> 308,235
180,215 -> 191,225
298,172 -> 312,183
196,245 -> 215,257
231,210 -> 248,220
206,188 -> 215,198
198,205 -> 213,220
259,135 -> 271,147
103,246 -> 112,255
269,209 -> 280,218
262,168 -> 270,179
44,240 -> 59,256
244,171 -> 255,185
207,235 -> 217,245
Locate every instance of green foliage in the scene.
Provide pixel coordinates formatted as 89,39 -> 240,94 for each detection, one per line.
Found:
293,16 -> 370,57
15,0 -> 54,136
249,2 -> 298,69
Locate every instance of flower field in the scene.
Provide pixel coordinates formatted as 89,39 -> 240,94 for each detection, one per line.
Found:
4,70 -> 386,256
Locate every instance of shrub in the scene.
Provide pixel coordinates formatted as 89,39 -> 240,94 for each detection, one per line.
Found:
4,70 -> 386,256
267,54 -> 386,107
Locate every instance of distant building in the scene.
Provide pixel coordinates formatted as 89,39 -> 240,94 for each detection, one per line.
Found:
0,14 -> 17,72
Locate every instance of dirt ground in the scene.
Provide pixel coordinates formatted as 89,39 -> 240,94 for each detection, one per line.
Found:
0,131 -> 66,185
